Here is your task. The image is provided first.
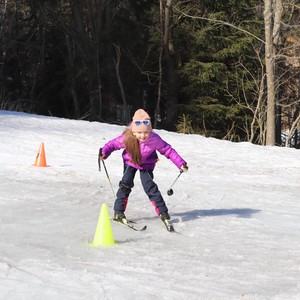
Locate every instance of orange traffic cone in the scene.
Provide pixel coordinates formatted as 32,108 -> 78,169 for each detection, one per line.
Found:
33,143 -> 48,167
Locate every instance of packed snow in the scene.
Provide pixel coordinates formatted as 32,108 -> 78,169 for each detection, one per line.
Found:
0,110 -> 300,300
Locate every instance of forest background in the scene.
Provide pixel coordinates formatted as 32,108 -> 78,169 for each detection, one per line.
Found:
1,0 -> 300,147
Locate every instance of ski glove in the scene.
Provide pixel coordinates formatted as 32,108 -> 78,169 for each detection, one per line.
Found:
99,147 -> 106,160
180,163 -> 188,172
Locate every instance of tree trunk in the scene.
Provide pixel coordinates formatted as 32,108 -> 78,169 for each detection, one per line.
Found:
65,34 -> 80,119
264,0 -> 276,145
154,0 -> 164,129
264,0 -> 284,146
71,0 -> 103,121
155,0 -> 177,130
163,0 -> 177,129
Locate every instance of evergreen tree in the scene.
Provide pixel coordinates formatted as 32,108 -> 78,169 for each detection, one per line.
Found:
174,0 -> 264,141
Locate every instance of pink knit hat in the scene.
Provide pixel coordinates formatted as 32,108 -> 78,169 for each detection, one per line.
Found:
131,109 -> 152,132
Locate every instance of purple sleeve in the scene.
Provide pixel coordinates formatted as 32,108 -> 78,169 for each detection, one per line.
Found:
155,135 -> 186,169
101,134 -> 125,158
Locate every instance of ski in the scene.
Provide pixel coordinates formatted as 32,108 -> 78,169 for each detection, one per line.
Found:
161,219 -> 175,232
113,218 -> 147,231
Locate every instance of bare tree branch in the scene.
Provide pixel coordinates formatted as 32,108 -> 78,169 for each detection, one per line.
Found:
173,5 -> 265,43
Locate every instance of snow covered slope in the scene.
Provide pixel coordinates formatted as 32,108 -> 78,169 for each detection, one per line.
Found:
1,110 -> 300,300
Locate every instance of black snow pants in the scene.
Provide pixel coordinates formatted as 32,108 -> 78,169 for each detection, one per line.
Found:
113,165 -> 168,215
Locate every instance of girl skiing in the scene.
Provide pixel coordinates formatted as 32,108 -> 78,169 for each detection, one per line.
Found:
99,109 -> 188,227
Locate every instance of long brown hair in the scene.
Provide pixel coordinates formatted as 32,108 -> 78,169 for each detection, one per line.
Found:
123,128 -> 141,165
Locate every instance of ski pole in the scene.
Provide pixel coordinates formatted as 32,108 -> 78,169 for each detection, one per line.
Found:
98,148 -> 116,198
167,170 -> 183,196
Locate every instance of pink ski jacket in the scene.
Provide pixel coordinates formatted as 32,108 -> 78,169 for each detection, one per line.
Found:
101,131 -> 186,170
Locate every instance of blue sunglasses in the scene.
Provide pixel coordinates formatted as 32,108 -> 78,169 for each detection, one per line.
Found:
134,120 -> 151,126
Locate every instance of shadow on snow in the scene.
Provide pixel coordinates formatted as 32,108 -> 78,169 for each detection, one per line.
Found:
172,208 -> 261,223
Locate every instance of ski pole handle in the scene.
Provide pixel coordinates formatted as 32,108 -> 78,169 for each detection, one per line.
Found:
98,148 -> 102,171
